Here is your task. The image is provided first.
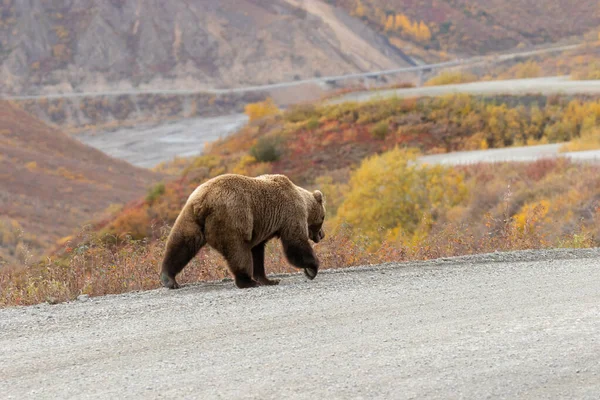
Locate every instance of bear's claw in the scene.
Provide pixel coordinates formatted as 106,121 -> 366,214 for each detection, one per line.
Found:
161,273 -> 180,289
304,267 -> 317,280
256,277 -> 280,286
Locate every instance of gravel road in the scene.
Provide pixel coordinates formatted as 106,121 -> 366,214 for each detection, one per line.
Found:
2,248 -> 600,399
328,76 -> 600,105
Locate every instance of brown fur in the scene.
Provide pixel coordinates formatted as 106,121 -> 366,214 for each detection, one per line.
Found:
160,174 -> 326,289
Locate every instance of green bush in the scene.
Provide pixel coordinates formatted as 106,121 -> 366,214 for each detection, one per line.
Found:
146,182 -> 165,204
284,104 -> 322,123
306,116 -> 320,130
370,120 -> 390,139
250,136 -> 283,162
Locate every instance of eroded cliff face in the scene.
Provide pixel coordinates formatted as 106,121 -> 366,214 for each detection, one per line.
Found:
0,0 -> 412,95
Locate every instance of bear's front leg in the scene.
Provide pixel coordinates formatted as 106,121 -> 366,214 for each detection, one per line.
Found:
251,242 -> 280,286
281,236 -> 319,280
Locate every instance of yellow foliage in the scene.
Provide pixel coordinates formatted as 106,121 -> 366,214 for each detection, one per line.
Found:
571,62 -> 600,80
244,98 -> 280,122
57,235 -> 74,246
313,175 -> 349,217
485,104 -> 522,147
384,15 -> 395,31
424,71 -> 478,86
462,132 -> 488,150
559,127 -> 600,152
418,21 -> 432,41
513,61 -> 541,79
512,200 -> 550,232
232,155 -> 258,175
25,161 -> 37,171
352,0 -> 366,17
394,14 -> 410,31
231,154 -> 273,177
334,147 -> 468,247
387,13 -> 431,41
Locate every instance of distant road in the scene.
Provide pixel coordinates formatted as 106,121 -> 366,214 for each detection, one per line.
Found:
328,76 -> 600,105
0,43 -> 582,101
418,143 -> 600,166
2,248 -> 600,399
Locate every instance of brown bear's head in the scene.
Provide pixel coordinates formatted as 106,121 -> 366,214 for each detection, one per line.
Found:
308,190 -> 326,243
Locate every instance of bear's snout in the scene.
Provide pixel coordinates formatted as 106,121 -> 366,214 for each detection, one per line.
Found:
310,229 -> 325,243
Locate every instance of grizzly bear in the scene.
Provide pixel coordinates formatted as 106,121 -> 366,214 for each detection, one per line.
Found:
160,173 -> 326,289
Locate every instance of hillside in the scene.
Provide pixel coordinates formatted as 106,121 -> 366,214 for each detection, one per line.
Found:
5,93 -> 600,305
85,93 -> 600,243
333,0 -> 599,56
0,101 -> 160,264
0,0 -> 412,96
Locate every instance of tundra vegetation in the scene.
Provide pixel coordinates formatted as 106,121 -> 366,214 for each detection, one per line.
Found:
2,94 -> 600,307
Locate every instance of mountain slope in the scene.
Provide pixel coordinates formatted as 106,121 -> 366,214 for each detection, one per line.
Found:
0,101 -> 160,263
0,0 -> 413,95
333,0 -> 599,55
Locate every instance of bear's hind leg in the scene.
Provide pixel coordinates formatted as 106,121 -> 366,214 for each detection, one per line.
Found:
161,231 -> 205,289
251,242 -> 280,286
213,240 -> 259,289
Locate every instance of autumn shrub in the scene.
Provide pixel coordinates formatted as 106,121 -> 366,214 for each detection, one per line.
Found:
370,120 -> 389,139
305,117 -> 320,130
3,158 -> 600,308
512,60 -> 542,79
244,98 -> 280,121
333,147 -> 468,248
284,104 -> 322,123
321,102 -> 360,123
250,135 -> 283,162
571,62 -> 600,80
146,182 -> 166,204
424,71 -> 478,86
355,98 -> 400,124
313,174 -> 349,217
559,127 -> 600,152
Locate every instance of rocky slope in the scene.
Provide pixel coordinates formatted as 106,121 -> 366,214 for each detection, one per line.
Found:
333,0 -> 599,55
0,0 -> 413,96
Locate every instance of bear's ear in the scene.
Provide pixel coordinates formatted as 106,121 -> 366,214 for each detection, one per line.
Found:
313,190 -> 324,204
